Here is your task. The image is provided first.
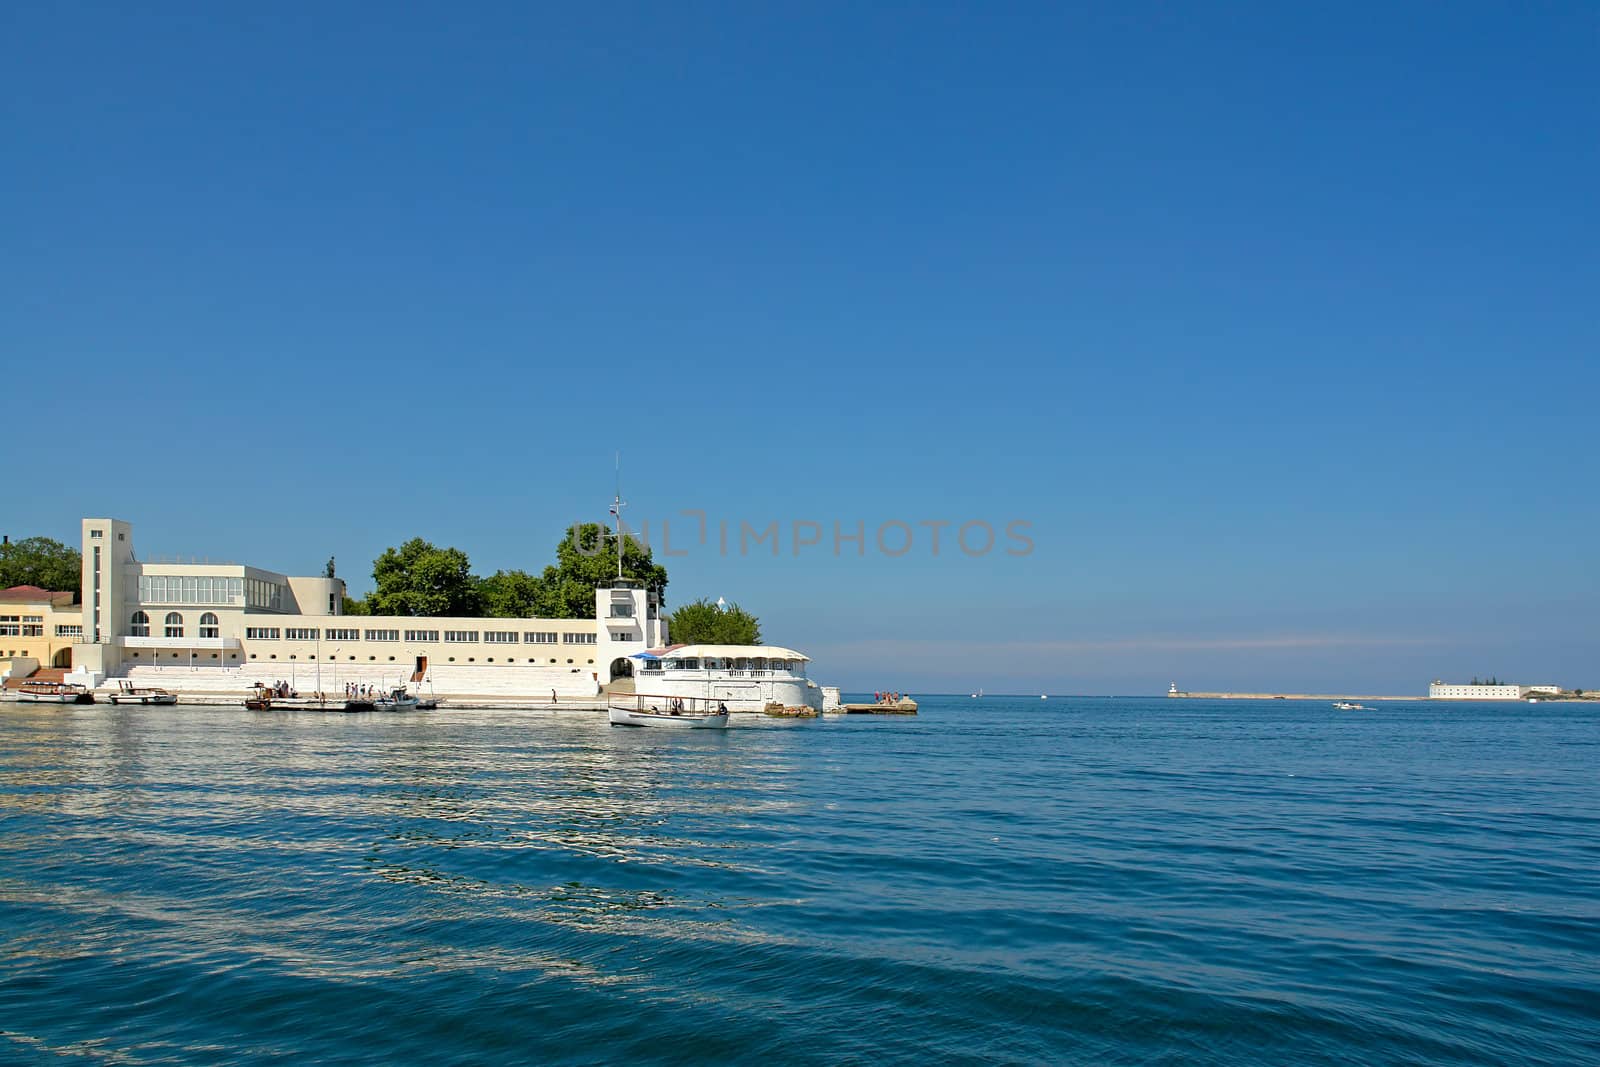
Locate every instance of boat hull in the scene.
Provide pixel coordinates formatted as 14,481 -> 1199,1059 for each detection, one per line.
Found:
109,693 -> 178,706
18,692 -> 88,704
608,707 -> 730,729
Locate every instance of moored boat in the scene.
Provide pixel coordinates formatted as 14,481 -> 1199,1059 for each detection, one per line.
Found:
108,683 -> 178,706
16,681 -> 94,704
373,688 -> 420,711
243,685 -> 274,711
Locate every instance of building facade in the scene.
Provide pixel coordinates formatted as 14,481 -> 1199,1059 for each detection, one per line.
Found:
65,518 -> 667,693
1428,681 -> 1530,700
0,586 -> 83,669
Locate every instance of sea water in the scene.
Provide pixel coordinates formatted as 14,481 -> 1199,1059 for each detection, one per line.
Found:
1,697 -> 1596,1064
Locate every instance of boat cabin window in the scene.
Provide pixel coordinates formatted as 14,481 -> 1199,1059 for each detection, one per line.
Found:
681,658 -> 699,670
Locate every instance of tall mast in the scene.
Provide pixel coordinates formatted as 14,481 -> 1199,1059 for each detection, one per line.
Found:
610,452 -> 626,580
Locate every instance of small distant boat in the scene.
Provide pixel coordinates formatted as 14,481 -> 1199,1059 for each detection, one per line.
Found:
108,683 -> 178,706
1040,694 -> 1048,700
971,689 -> 983,699
416,697 -> 440,710
609,694 -> 729,729
1333,701 -> 1369,711
16,681 -> 94,705
243,685 -> 274,711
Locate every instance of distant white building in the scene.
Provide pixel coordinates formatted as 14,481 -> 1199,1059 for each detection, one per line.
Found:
1428,681 -> 1531,700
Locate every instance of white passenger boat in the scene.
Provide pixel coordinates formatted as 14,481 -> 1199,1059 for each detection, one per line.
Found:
608,694 -> 730,729
108,683 -> 178,706
1333,701 -> 1369,711
16,681 -> 94,704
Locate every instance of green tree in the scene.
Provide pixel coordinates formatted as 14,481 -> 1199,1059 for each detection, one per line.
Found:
478,569 -> 558,618
368,538 -> 480,617
666,598 -> 762,645
535,523 -> 669,619
0,536 -> 82,595
341,595 -> 371,616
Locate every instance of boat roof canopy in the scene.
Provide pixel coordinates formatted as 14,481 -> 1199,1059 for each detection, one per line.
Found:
657,644 -> 810,662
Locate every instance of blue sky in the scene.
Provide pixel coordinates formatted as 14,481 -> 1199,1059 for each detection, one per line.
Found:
4,3 -> 1596,693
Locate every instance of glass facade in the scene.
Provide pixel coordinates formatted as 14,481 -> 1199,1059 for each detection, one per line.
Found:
140,574 -> 245,606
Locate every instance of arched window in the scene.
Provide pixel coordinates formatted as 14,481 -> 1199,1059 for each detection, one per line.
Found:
164,612 -> 184,638
199,612 -> 219,639
130,611 -> 150,637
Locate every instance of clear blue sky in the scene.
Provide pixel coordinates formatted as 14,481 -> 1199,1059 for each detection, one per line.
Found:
4,3 -> 1596,694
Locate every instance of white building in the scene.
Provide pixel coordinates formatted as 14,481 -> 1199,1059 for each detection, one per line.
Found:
1428,681 -> 1531,700
68,517 -> 669,698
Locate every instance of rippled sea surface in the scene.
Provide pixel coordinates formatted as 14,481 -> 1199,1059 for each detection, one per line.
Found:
2,696 -> 1597,1064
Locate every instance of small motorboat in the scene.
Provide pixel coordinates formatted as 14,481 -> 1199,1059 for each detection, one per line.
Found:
1333,701 -> 1369,711
415,697 -> 440,710
243,685 -> 274,711
609,695 -> 729,729
16,681 -> 94,705
108,683 -> 178,706
373,688 -> 420,711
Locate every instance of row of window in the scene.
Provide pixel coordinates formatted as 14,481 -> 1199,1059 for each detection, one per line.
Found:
131,611 -> 220,638
57,625 -> 82,637
233,627 -> 597,644
126,651 -> 599,667
139,575 -> 243,606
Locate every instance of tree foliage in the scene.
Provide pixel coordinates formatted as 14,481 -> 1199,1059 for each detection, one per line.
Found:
0,536 -> 81,595
347,524 -> 670,620
368,538 -> 480,617
666,598 -> 762,645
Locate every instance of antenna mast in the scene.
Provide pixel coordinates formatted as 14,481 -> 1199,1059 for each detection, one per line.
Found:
610,452 -> 626,580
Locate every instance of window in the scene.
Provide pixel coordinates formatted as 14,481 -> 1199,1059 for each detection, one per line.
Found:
139,575 -> 245,606
405,629 -> 439,642
526,632 -> 558,644
326,628 -> 360,641
0,616 -> 18,637
130,611 -> 150,637
563,632 -> 596,645
444,631 -> 478,643
609,604 -> 635,618
164,612 -> 184,638
200,612 -> 220,639
22,616 -> 43,637
56,624 -> 83,637
483,631 -> 518,644
245,627 -> 280,640
90,530 -> 103,539
365,629 -> 399,642
285,628 -> 319,641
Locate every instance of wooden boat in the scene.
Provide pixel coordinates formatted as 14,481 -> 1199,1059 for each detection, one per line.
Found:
17,681 -> 94,704
243,685 -> 274,711
609,693 -> 729,729
108,684 -> 178,706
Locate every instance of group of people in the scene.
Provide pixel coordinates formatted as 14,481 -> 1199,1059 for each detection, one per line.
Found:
345,682 -> 379,699
875,691 -> 904,704
264,680 -> 297,698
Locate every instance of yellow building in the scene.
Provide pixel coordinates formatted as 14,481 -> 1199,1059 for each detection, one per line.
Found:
0,585 -> 84,670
